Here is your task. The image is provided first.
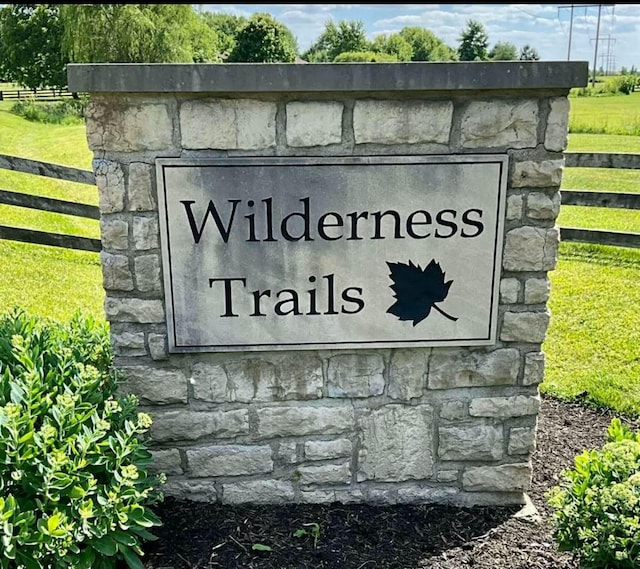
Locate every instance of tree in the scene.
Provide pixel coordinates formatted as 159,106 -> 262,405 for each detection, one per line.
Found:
457,19 -> 489,62
399,27 -> 457,61
489,41 -> 518,61
519,44 -> 540,61
371,33 -> 413,62
228,13 -> 296,63
303,20 -> 368,62
334,51 -> 398,63
201,12 -> 247,59
61,5 -> 219,63
0,4 -> 68,89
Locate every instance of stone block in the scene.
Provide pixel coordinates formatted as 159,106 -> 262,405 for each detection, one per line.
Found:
357,404 -> 434,482
503,226 -> 559,271
353,100 -> 452,145
151,409 -> 249,442
437,470 -> 460,483
300,489 -> 365,504
111,331 -> 146,357
100,218 -> 128,250
128,162 -> 154,211
104,298 -> 164,323
150,449 -> 183,475
134,254 -> 161,293
297,462 -> 351,485
501,311 -> 550,343
86,100 -> 173,151
545,97 -> 571,152
460,100 -> 538,149
440,400 -> 468,421
469,395 -> 541,419
428,348 -> 520,389
508,427 -> 537,455
132,216 -> 159,250
523,352 -> 546,385
187,445 -> 273,477
148,333 -> 168,361
506,194 -> 523,221
162,480 -> 217,502
462,463 -> 531,492
499,278 -> 520,304
512,160 -> 564,188
100,252 -> 133,291
286,101 -> 343,147
119,366 -> 188,405
275,441 -> 298,464
222,481 -> 295,504
94,160 -> 125,214
387,349 -> 428,400
524,278 -> 550,304
438,425 -> 503,461
327,353 -> 385,397
257,406 -> 354,439
304,439 -> 353,461
527,192 -> 561,220
396,486 -> 459,504
180,99 -> 276,150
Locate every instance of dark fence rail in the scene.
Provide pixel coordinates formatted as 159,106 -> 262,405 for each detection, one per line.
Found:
0,87 -> 75,102
565,152 -> 640,170
0,154 -> 98,252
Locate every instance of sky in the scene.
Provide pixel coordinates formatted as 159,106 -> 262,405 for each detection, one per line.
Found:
199,3 -> 640,72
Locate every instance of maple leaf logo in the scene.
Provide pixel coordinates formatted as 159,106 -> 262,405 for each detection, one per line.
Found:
386,259 -> 458,326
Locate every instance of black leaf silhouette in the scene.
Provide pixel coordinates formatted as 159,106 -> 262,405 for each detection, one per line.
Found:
386,259 -> 458,326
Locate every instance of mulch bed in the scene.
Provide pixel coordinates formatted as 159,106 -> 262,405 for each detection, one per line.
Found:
141,396 -> 637,569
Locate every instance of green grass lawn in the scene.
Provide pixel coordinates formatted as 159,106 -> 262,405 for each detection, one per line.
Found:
568,91 -> 640,136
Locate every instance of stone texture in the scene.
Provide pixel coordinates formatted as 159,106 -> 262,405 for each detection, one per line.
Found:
524,278 -> 550,304
503,226 -> 560,271
469,395 -> 541,419
437,470 -> 460,483
300,489 -> 365,504
162,480 -> 217,502
132,216 -> 159,250
396,487 -> 459,504
100,252 -> 133,291
304,439 -> 353,461
428,349 -> 520,389
100,218 -> 128,250
222,481 -> 295,504
512,160 -> 564,188
327,354 -> 385,398
180,99 -> 276,150
128,162 -> 154,211
506,194 -> 523,221
440,400 -> 468,421
501,311 -> 550,343
148,333 -> 168,360
192,355 -> 323,402
462,463 -> 532,492
297,462 -> 351,485
286,101 -> 343,147
523,352 -> 546,385
527,192 -> 561,220
438,425 -> 503,461
357,405 -> 434,481
94,160 -> 125,214
187,445 -> 273,477
86,101 -> 173,151
387,349 -> 428,400
119,366 -> 188,405
257,406 -> 354,439
508,427 -> 537,455
151,409 -> 249,442
460,100 -> 538,149
104,298 -> 164,323
545,97 -> 571,152
134,254 -> 161,293
111,331 -> 146,357
353,100 -> 452,145
499,278 -> 520,304
275,441 -> 298,464
150,449 -> 183,475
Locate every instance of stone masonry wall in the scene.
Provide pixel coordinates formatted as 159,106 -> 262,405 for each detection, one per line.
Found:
85,85 -> 571,506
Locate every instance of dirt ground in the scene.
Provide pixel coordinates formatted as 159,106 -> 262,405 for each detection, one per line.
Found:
140,396 -> 635,569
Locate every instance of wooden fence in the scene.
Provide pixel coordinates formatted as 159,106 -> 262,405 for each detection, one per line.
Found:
0,88 -> 75,102
0,151 -> 637,253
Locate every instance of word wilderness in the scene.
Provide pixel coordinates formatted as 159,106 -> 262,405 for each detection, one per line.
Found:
157,156 -> 507,352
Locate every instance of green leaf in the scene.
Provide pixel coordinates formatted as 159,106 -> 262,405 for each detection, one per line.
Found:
77,547 -> 95,569
252,543 -> 272,552
69,486 -> 85,499
118,544 -> 145,569
91,536 -> 118,556
113,530 -> 137,546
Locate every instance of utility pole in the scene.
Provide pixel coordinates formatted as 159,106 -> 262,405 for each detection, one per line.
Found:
568,4 -> 574,59
558,4 -> 613,72
592,4 -> 602,85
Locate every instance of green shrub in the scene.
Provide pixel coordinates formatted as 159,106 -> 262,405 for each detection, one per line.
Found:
0,309 -> 164,569
333,51 -> 399,62
10,97 -> 87,125
547,418 -> 640,568
606,75 -> 636,95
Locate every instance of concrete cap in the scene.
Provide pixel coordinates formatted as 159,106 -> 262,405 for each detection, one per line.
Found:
67,61 -> 589,94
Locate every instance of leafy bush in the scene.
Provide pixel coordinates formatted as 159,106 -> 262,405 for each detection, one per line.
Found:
547,418 -> 640,568
333,51 -> 398,63
10,97 -> 87,125
606,75 -> 636,95
0,309 -> 164,569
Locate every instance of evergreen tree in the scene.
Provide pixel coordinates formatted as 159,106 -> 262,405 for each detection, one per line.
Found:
228,13 -> 297,63
457,19 -> 489,61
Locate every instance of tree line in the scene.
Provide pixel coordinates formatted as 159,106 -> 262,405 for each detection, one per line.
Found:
0,4 -> 541,91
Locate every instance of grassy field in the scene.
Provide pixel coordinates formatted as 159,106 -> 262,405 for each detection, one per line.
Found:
0,90 -> 638,415
569,91 -> 640,136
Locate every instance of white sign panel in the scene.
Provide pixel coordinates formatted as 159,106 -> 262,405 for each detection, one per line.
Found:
156,156 -> 507,352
